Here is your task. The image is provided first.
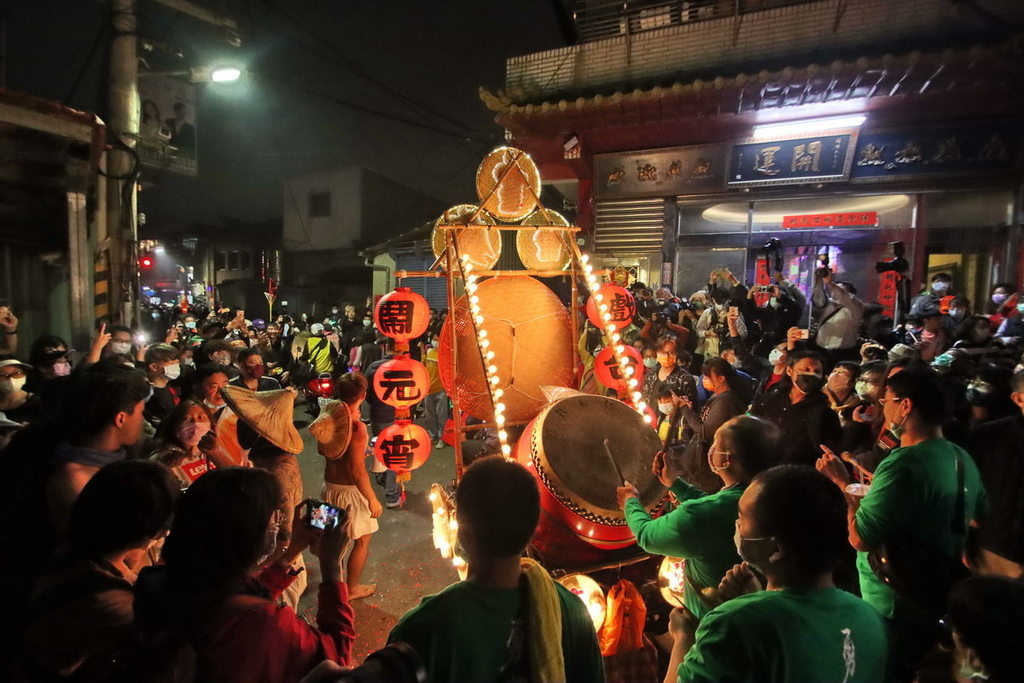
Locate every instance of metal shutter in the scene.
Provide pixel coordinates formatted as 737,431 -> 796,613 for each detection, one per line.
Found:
594,198 -> 666,255
395,255 -> 449,311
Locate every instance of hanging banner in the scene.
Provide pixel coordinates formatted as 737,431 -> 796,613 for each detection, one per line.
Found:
137,75 -> 198,177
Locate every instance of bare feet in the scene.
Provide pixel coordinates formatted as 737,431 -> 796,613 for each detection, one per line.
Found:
349,583 -> 377,600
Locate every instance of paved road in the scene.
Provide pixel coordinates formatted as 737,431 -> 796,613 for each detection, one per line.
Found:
291,406 -> 457,664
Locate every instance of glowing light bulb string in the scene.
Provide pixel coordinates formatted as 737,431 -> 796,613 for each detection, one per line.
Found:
452,234 -> 514,459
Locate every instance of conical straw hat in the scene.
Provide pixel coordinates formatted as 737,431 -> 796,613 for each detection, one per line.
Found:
221,386 -> 303,454
308,399 -> 353,458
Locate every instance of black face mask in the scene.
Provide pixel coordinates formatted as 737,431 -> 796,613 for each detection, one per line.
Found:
794,373 -> 824,394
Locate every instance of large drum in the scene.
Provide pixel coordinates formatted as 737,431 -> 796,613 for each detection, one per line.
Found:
516,394 -> 666,569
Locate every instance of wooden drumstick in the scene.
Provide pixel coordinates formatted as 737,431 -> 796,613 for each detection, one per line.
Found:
840,451 -> 874,483
603,438 -> 627,484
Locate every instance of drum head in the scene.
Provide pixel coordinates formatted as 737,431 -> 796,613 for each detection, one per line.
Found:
534,395 -> 664,522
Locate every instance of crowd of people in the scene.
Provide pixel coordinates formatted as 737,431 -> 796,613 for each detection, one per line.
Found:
0,260 -> 1022,682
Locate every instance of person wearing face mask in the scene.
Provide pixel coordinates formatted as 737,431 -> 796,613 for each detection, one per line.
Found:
745,272 -> 806,355
963,363 -> 1015,429
943,294 -> 970,336
667,465 -> 889,683
84,324 -> 134,365
142,344 -> 182,428
840,361 -> 892,467
995,296 -> 1024,340
197,338 -> 240,379
817,366 -> 987,682
641,336 -> 698,411
965,370 -> 1024,578
618,416 -> 780,624
909,272 -> 954,320
25,335 -> 75,414
21,460 -> 179,681
0,357 -> 43,425
750,350 -> 842,467
675,358 -> 751,493
986,282 -> 1016,329
640,310 -> 691,349
953,314 -> 1018,373
151,400 -> 217,489
824,360 -> 861,426
131,468 -> 355,682
230,348 -> 282,392
695,289 -> 747,359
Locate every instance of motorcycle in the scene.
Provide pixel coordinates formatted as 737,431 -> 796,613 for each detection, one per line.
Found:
304,372 -> 338,417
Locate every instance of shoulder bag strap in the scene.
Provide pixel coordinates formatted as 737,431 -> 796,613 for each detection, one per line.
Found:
951,450 -> 966,539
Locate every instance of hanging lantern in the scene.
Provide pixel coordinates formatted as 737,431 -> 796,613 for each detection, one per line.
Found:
658,556 -> 687,609
372,355 -> 430,409
585,285 -> 636,330
557,574 -> 607,631
374,287 -> 430,342
374,420 -> 431,473
593,345 -> 644,391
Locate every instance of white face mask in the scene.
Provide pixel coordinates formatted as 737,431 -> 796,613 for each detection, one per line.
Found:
931,281 -> 949,293
176,420 -> 211,446
0,375 -> 26,393
110,341 -> 132,355
657,402 -> 673,415
163,363 -> 181,380
362,320 -> 372,328
768,297 -> 780,309
51,360 -> 71,377
768,348 -> 785,366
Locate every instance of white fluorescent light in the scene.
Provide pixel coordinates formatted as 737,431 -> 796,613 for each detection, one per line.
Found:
752,115 -> 866,139
210,66 -> 242,83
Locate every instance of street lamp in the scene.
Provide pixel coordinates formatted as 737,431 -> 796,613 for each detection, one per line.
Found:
138,64 -> 244,83
210,66 -> 242,82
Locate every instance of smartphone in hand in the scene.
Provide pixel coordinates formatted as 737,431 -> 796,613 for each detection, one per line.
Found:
303,498 -> 343,530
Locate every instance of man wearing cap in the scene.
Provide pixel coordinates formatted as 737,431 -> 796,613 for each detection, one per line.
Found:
0,358 -> 42,425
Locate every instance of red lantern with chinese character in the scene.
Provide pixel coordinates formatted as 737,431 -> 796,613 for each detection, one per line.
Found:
374,420 -> 431,473
372,355 -> 429,410
374,287 -> 430,342
585,285 -> 636,330
594,345 -> 644,391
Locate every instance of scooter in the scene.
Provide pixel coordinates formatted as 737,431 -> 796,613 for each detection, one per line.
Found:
305,372 -> 337,417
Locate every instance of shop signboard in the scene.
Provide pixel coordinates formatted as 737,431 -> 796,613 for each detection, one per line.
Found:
594,144 -> 728,199
781,212 -> 879,229
728,132 -> 857,187
850,123 -> 1022,183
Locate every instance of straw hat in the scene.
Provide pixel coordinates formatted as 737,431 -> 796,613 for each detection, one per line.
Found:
221,386 -> 303,453
308,399 -> 353,458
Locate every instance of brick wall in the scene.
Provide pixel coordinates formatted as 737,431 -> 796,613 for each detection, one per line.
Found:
506,0 -> 1024,99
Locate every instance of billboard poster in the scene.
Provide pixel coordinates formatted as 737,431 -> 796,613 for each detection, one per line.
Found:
137,75 -> 198,176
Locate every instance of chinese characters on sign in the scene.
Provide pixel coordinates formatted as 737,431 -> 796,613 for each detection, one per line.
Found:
729,133 -> 855,187
378,432 -> 421,469
781,212 -> 879,229
594,144 -> 728,198
376,300 -> 415,337
377,369 -> 423,403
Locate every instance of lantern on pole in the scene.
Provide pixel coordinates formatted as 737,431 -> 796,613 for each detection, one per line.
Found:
374,287 -> 430,342
374,420 -> 431,473
594,345 -> 644,391
585,284 -> 636,330
372,356 -> 430,410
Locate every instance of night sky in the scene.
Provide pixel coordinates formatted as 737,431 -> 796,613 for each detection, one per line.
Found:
4,0 -> 569,230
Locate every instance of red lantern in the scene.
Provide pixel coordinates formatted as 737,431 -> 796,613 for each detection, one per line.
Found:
372,355 -> 429,409
594,345 -> 644,391
374,420 -> 431,473
585,285 -> 636,330
374,287 -> 430,342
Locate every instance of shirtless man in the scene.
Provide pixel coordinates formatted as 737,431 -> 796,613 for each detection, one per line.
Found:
310,372 -> 382,600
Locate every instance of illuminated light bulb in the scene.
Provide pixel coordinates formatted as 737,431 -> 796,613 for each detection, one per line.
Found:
637,401 -> 647,410
602,314 -> 613,322
580,254 -> 589,263
490,375 -> 500,385
435,507 -> 445,515
643,414 -> 653,424
493,388 -> 503,399
598,304 -> 608,313
461,253 -> 471,262
488,364 -> 498,374
470,296 -> 479,305
611,333 -> 621,342
495,402 -> 505,412
501,444 -> 512,456
467,283 -> 477,293
449,519 -> 458,530
453,556 -> 466,568
480,339 -> 490,348
588,602 -> 603,618
429,492 -> 438,502
498,430 -> 508,440
628,379 -> 638,388
485,351 -> 495,360
624,366 -> 634,376
478,330 -> 488,338
495,414 -> 505,425
632,392 -> 643,402
615,345 -> 626,354
475,315 -> 484,324
594,294 -> 604,302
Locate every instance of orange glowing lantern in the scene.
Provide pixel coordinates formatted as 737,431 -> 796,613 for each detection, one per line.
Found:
594,345 -> 644,391
374,420 -> 431,473
372,355 -> 429,410
585,285 -> 636,330
374,287 -> 430,342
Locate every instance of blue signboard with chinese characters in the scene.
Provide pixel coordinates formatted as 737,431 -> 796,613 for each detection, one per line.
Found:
728,133 -> 856,187
850,124 -> 1022,182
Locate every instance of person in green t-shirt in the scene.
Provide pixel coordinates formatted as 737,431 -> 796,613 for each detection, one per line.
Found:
669,465 -> 889,683
616,414 -> 781,620
387,457 -> 605,683
817,366 -> 987,682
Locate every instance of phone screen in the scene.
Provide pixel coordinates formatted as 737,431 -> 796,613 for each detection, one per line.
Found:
305,500 -> 341,530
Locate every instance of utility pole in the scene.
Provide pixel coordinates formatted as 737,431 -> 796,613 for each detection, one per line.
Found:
105,0 -> 139,326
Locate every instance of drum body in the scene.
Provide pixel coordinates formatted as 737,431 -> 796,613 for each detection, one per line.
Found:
516,394 -> 665,568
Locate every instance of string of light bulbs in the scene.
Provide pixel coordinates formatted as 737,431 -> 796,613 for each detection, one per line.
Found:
578,253 -> 651,424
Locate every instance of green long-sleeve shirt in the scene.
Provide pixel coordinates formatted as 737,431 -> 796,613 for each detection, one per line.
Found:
625,480 -> 743,619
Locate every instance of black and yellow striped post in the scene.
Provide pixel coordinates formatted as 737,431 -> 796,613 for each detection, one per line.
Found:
94,248 -> 111,325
